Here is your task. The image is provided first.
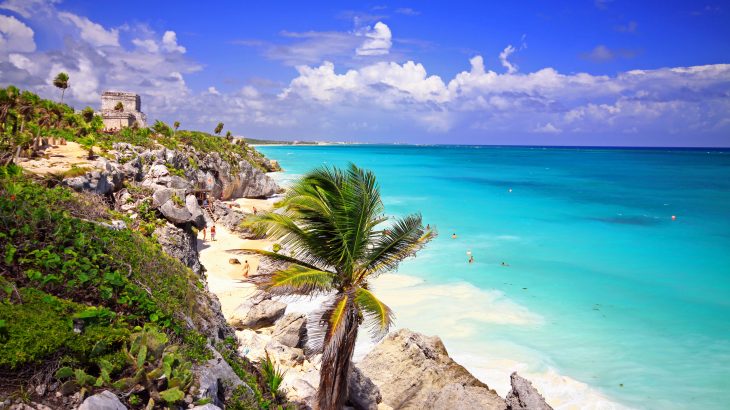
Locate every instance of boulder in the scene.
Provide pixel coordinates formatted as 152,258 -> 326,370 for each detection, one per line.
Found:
505,372 -> 553,410
229,297 -> 286,330
347,365 -> 382,410
191,404 -> 223,410
185,194 -> 206,229
192,348 -> 250,408
265,340 -> 305,367
358,329 -> 506,410
77,390 -> 126,410
63,171 -> 112,195
271,313 -> 307,348
152,187 -> 187,208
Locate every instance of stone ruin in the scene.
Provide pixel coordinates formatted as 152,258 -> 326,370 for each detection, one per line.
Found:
101,91 -> 147,131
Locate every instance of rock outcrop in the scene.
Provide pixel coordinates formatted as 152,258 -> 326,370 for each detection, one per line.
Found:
358,329 -> 506,410
229,297 -> 287,330
271,313 -> 307,348
154,222 -> 203,275
192,348 -> 252,408
347,365 -> 382,410
505,372 -> 553,410
77,390 -> 127,410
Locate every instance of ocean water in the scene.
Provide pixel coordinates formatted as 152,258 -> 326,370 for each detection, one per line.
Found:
256,145 -> 730,410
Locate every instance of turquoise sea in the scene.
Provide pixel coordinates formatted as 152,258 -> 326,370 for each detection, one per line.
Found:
257,145 -> 730,410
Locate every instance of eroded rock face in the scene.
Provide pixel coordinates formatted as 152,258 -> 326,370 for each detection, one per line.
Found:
505,372 -> 553,410
63,171 -> 113,195
271,313 -> 307,348
347,365 -> 382,410
77,390 -> 127,410
155,222 -> 203,275
229,297 -> 287,330
358,329 -> 506,410
193,348 -> 251,408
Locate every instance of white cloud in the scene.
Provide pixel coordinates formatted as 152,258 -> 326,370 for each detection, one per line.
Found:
0,14 -> 36,53
499,44 -> 517,74
162,31 -> 186,53
533,123 -> 561,133
356,22 -> 392,56
132,38 -> 159,53
207,86 -> 220,95
58,12 -> 119,47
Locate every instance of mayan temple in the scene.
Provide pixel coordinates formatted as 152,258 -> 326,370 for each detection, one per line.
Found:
100,91 -> 147,131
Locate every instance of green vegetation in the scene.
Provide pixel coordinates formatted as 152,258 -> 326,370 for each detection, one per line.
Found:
0,86 -> 273,172
244,164 -> 434,410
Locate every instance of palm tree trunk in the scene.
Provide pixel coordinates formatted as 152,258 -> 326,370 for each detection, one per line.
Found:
61,89 -> 65,103
317,309 -> 359,410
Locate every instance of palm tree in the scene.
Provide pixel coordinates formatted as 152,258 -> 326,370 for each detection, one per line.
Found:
53,72 -> 69,103
243,164 -> 434,410
173,121 -> 180,137
214,122 -> 224,135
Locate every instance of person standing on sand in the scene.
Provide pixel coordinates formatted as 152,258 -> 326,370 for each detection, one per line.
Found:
210,225 -> 216,241
243,260 -> 250,278
252,206 -> 257,215
202,227 -> 207,241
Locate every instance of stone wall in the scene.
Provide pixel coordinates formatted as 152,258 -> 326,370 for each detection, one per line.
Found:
101,91 -> 147,129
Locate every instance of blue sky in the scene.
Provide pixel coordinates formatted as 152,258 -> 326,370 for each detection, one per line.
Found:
1,0 -> 729,146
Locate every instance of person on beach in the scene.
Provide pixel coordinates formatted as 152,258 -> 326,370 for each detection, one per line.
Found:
452,233 -> 457,239
201,227 -> 207,241
252,206 -> 257,215
243,260 -> 250,278
210,225 -> 216,241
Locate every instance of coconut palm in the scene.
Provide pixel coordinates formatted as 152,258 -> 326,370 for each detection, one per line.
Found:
173,121 -> 180,137
53,72 -> 69,103
214,122 -> 224,135
243,164 -> 434,410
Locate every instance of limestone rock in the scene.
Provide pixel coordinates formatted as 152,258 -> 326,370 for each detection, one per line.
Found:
348,365 -> 382,410
265,340 -> 305,367
185,194 -> 206,229
229,297 -> 286,330
358,329 -> 506,410
63,171 -> 112,195
271,313 -> 307,348
191,404 -> 223,410
77,390 -> 126,410
505,372 -> 553,410
192,348 -> 250,408
154,222 -> 203,274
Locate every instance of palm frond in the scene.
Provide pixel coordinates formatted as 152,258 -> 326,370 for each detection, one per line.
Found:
246,264 -> 336,296
354,287 -> 393,341
306,293 -> 354,357
357,213 -> 435,282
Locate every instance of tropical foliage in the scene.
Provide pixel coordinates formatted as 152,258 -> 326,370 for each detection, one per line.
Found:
244,164 -> 434,409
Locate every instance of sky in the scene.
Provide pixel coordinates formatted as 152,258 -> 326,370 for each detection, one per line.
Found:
1,0 -> 729,146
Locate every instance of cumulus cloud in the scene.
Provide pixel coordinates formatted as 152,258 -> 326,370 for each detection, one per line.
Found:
356,22 -> 392,56
0,14 -> 36,53
162,31 -> 186,53
58,12 -> 119,47
581,45 -> 638,62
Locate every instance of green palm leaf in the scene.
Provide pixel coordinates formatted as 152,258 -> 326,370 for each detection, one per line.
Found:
354,288 -> 393,340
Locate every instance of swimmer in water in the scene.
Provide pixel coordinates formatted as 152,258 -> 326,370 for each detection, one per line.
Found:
469,255 -> 474,264
452,233 -> 457,239
501,261 -> 510,267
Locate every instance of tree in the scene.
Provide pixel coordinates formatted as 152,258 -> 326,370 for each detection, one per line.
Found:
53,72 -> 69,103
244,164 -> 434,410
214,122 -> 224,135
81,107 -> 95,123
114,102 -> 124,111
173,121 -> 180,137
